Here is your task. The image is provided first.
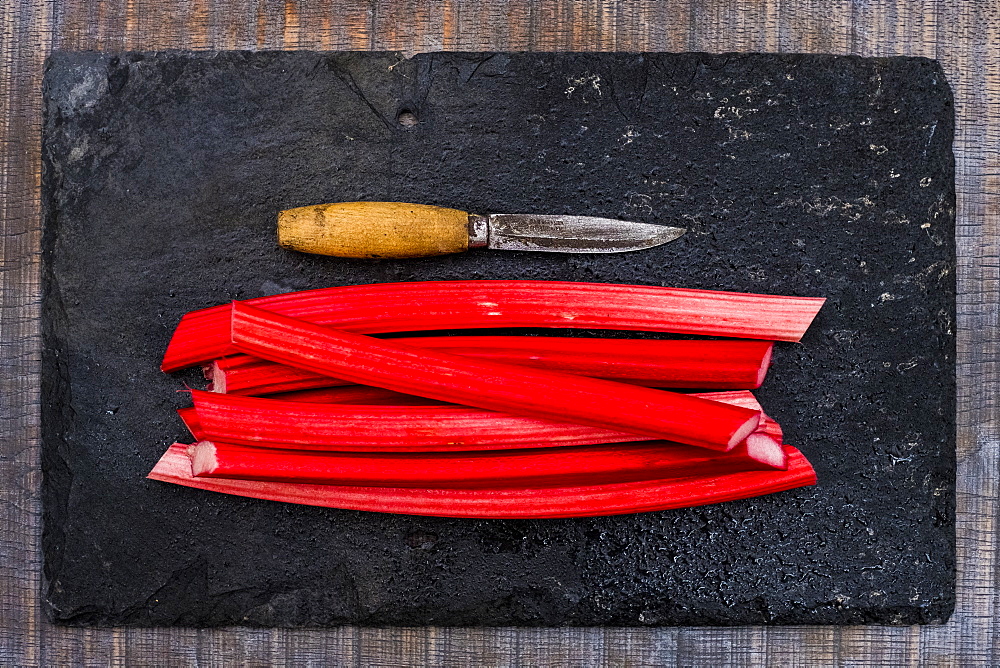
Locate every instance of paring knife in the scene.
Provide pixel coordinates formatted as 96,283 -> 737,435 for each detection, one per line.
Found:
277,202 -> 686,259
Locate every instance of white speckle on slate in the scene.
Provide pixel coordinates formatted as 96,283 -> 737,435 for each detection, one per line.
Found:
620,126 -> 639,146
625,192 -> 653,214
565,74 -> 601,100
714,106 -> 759,119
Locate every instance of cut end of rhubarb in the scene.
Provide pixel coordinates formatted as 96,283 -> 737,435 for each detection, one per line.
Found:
745,433 -> 788,470
726,412 -> 763,450
206,360 -> 226,392
190,441 -> 219,476
754,342 -> 774,389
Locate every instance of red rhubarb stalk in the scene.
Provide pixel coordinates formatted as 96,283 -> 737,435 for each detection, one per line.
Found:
149,443 -> 817,518
225,303 -> 761,451
190,438 -> 785,488
206,338 -> 774,395
162,281 -> 825,372
183,389 -> 783,456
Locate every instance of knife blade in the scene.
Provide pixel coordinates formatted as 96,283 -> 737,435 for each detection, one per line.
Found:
278,202 -> 686,259
480,213 -> 686,253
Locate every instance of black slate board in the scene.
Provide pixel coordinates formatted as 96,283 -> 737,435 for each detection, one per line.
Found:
41,51 -> 955,626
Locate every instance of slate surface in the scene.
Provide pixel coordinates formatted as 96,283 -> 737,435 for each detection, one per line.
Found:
41,51 -> 955,626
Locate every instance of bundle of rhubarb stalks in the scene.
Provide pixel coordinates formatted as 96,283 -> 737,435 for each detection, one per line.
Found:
149,280 -> 825,518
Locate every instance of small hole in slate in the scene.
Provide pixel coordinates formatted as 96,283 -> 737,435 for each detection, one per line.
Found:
405,530 -> 438,549
397,109 -> 418,127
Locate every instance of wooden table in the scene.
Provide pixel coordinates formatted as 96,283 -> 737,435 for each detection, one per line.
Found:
2,2 -> 995,664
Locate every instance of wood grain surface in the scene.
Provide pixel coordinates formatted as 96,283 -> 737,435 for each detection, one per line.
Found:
1,1 -> 996,665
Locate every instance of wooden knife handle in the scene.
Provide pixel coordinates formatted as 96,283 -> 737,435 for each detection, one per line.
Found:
277,201 -> 473,259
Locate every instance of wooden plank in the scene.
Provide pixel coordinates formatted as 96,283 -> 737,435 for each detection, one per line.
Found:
0,0 -> 49,665
1,0 -> 996,664
831,1 -> 997,664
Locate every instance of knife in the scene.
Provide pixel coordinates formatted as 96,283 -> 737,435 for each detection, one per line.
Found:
277,202 -> 686,259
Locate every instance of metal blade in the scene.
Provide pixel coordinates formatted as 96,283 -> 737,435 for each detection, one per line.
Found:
485,214 -> 686,253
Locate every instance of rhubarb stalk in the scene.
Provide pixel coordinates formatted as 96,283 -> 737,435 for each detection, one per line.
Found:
149,443 -> 817,518
206,337 -> 774,395
162,281 -> 825,372
191,438 -> 785,488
